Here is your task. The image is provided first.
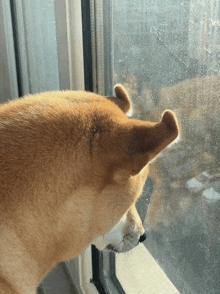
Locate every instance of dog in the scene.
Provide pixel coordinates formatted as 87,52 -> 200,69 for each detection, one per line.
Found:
0,84 -> 178,294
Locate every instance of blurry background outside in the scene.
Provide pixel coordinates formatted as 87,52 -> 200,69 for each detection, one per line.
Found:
113,1 -> 220,293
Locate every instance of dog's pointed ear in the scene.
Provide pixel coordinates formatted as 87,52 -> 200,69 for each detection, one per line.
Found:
123,110 -> 179,176
107,84 -> 131,114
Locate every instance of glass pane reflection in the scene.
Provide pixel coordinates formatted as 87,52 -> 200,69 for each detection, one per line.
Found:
113,1 -> 220,293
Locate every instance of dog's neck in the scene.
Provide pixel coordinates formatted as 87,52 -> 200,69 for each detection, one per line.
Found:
0,209 -> 68,294
0,223 -> 43,294
0,188 -> 96,294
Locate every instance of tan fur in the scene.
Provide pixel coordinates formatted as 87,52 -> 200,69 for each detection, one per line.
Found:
0,85 -> 178,294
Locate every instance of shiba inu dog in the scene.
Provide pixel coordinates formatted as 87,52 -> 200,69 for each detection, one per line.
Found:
0,84 -> 178,294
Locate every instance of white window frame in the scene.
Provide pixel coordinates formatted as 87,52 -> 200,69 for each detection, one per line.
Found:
0,0 -> 18,101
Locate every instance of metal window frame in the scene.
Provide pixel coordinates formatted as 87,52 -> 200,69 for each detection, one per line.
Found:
54,0 -> 85,91
55,0 -> 85,91
81,1 -> 126,293
91,246 -> 126,294
65,0 -> 85,90
0,0 -> 18,101
81,0 -> 93,91
87,0 -> 114,96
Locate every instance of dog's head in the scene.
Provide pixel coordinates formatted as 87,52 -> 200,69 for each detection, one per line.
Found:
0,84 -> 178,261
0,83 -> 179,294
89,84 -> 179,253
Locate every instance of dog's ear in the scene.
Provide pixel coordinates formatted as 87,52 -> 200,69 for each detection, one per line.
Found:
107,84 -> 131,114
128,110 -> 179,175
114,110 -> 179,177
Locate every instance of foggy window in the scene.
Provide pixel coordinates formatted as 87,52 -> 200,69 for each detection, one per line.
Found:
113,1 -> 220,293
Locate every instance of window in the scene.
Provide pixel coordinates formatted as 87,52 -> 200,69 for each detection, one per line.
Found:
1,0 -> 220,294
0,0 -> 18,101
113,1 -> 220,293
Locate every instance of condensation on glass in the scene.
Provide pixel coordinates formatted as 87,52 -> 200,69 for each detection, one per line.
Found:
113,1 -> 220,293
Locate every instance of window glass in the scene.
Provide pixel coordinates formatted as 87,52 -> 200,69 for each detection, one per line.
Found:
113,1 -> 220,293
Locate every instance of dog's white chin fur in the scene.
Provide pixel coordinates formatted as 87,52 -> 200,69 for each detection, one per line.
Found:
92,213 -> 145,253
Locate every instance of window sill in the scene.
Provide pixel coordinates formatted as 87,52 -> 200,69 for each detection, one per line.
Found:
116,243 -> 179,294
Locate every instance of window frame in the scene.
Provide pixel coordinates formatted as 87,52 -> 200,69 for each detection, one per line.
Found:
0,0 -> 18,101
0,1 -> 178,293
80,0 -> 126,293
